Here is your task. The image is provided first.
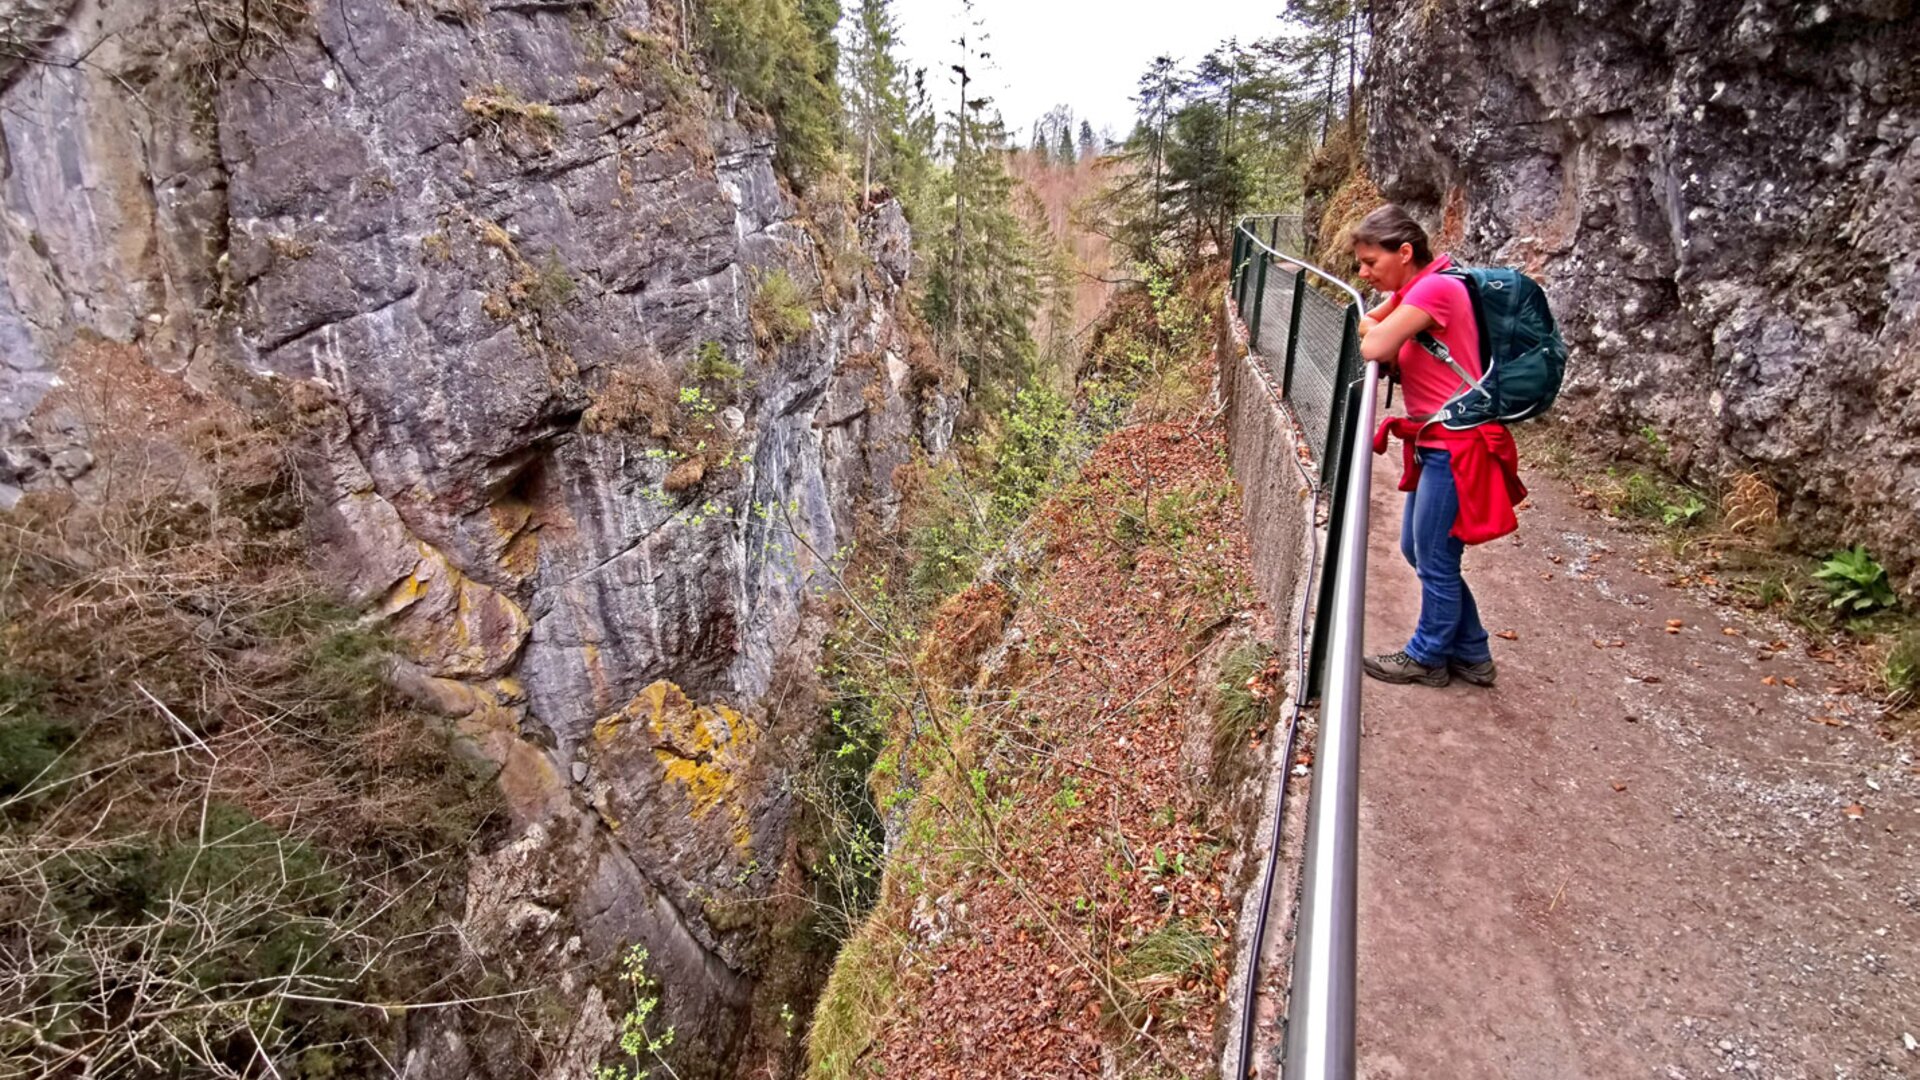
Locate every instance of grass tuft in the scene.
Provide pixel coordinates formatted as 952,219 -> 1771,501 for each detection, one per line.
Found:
1212,639 -> 1275,780
750,267 -> 815,347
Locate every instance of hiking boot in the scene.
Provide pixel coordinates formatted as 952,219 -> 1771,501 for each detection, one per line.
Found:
1449,658 -> 1497,687
1362,650 -> 1450,687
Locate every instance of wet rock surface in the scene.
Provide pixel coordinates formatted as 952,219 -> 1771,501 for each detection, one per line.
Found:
1368,0 -> 1920,585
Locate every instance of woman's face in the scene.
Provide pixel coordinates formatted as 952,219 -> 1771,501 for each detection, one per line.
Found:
1354,240 -> 1415,293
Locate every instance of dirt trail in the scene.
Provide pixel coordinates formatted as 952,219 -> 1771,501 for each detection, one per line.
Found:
1352,448 -> 1920,1079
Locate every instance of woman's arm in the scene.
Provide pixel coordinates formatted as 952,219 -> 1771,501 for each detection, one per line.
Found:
1358,298 -> 1396,341
1359,302 -> 1436,365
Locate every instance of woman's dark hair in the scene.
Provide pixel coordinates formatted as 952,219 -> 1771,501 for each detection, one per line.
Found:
1351,204 -> 1433,265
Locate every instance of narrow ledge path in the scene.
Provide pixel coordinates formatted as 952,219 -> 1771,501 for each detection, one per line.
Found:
1353,445 -> 1920,1080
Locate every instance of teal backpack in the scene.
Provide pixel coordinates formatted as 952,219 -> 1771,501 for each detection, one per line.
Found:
1414,267 -> 1567,429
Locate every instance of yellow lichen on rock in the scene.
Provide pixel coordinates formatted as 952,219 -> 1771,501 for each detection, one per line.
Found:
382,543 -> 532,679
592,680 -> 760,850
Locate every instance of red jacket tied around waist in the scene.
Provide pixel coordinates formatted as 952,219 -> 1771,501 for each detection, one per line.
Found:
1372,418 -> 1527,545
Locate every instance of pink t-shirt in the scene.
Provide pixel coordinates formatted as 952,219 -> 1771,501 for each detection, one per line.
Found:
1389,254 -> 1483,427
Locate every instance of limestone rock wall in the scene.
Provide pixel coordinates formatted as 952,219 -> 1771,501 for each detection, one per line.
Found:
0,0 -> 956,1074
1367,0 -> 1920,584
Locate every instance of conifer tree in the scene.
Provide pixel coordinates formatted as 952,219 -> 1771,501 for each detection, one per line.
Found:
920,8 -> 1040,400
1131,55 -> 1183,230
1280,0 -> 1365,144
1077,119 -> 1097,160
699,0 -> 844,185
843,0 -> 910,200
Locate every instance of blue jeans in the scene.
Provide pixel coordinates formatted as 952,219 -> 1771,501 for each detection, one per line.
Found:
1399,448 -> 1492,668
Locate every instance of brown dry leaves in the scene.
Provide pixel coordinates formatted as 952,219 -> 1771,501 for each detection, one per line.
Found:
863,414 -> 1255,1079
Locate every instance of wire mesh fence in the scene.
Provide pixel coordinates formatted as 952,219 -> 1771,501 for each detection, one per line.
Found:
1230,221 -> 1362,488
1240,213 -> 1308,264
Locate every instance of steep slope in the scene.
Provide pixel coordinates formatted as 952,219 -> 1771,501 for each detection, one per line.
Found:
1366,0 -> 1919,583
0,1 -> 953,1075
807,271 -> 1295,1079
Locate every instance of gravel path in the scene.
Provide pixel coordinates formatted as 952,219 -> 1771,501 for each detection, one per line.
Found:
1352,447 -> 1920,1080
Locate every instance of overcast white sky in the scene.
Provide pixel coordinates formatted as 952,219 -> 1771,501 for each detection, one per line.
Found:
887,0 -> 1286,145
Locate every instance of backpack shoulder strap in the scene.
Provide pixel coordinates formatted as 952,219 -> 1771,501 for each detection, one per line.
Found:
1414,330 -> 1487,396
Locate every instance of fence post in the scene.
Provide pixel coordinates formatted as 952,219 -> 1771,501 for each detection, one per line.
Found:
1323,306 -> 1363,488
1282,268 -> 1307,398
1232,229 -> 1247,309
1248,249 -> 1271,351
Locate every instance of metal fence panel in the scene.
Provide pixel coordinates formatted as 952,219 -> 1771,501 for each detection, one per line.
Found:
1230,218 -> 1367,698
1256,268 -> 1297,389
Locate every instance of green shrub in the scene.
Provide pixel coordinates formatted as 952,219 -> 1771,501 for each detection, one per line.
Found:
524,254 -> 577,314
987,383 -> 1077,524
750,267 -> 815,346
1601,469 -> 1709,530
1660,492 -> 1706,527
0,711 -> 68,802
596,944 -> 677,1080
1813,546 -> 1897,613
795,701 -> 886,944
691,339 -> 746,384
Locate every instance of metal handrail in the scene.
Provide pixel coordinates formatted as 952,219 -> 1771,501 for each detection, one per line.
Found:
1228,216 -> 1375,1080
1283,359 -> 1378,1080
1236,231 -> 1364,311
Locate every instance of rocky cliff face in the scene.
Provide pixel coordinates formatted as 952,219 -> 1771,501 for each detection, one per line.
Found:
1367,0 -> 1919,583
0,0 -> 953,1073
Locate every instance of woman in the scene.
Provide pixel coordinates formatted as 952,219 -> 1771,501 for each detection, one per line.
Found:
1350,203 -> 1503,689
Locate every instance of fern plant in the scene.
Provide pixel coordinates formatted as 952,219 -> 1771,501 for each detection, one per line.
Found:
1812,546 -> 1897,613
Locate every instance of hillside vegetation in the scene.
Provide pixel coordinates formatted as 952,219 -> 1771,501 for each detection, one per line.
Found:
0,344 -> 500,1076
805,267 -> 1284,1078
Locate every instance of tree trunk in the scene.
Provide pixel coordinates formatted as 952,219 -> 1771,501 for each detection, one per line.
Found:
1319,49 -> 1337,145
1346,9 -> 1359,134
952,65 -> 967,380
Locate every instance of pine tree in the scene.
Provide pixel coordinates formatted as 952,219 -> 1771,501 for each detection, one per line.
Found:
920,9 -> 1040,400
922,107 -> 1039,397
1280,0 -> 1365,145
1032,104 -> 1073,168
1132,55 -> 1183,233
1161,98 -> 1249,255
1055,122 -> 1075,166
843,0 -> 911,200
1077,119 -> 1097,160
893,66 -> 940,220
699,0 -> 844,185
